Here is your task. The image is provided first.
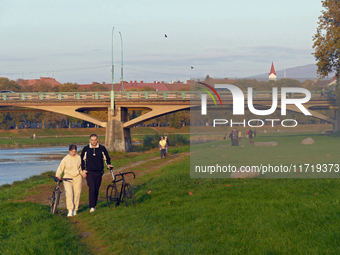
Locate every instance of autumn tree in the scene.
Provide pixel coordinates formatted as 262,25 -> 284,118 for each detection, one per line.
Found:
11,112 -> 27,129
27,82 -> 57,92
88,84 -> 108,91
0,113 -> 12,129
0,77 -> 22,92
59,83 -> 84,92
312,0 -> 340,77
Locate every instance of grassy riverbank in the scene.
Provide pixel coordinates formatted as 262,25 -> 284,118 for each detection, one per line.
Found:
1,133 -> 340,254
0,124 -> 333,149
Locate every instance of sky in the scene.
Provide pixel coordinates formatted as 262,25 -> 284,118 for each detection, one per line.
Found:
0,0 -> 324,84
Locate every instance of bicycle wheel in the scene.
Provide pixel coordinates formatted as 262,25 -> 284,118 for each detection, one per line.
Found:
123,183 -> 136,207
50,189 -> 60,214
106,184 -> 119,208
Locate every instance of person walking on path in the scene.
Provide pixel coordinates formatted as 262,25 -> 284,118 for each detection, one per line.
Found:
248,129 -> 254,144
159,136 -> 167,158
81,134 -> 112,213
165,135 -> 169,156
56,144 -> 83,217
229,129 -> 238,146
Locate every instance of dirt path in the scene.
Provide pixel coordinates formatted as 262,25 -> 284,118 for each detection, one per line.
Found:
16,151 -> 190,210
14,151 -> 190,255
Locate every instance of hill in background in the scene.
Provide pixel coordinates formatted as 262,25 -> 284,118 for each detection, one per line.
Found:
245,64 -> 335,81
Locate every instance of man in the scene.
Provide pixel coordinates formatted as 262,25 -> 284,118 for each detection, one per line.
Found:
229,129 -> 238,146
165,135 -> 169,156
159,136 -> 167,158
81,134 -> 113,213
321,87 -> 325,98
248,129 -> 254,144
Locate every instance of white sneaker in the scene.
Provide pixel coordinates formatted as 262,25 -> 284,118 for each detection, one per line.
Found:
73,211 -> 77,216
90,207 -> 96,213
67,211 -> 73,217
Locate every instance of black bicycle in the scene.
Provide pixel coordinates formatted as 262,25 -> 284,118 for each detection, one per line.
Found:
48,175 -> 72,214
106,167 -> 136,208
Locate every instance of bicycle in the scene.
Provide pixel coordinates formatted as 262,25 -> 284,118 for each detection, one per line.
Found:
48,175 -> 72,214
106,167 -> 136,208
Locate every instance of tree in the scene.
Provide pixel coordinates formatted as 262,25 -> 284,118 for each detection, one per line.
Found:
11,112 -> 26,129
0,77 -> 22,92
30,82 -> 57,92
312,0 -> 340,78
88,84 -> 108,91
0,113 -> 12,129
59,83 -> 84,92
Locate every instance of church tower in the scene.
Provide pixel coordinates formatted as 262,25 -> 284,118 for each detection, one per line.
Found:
268,62 -> 277,81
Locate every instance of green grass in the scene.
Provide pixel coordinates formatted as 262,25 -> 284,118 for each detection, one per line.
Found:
0,171 -> 55,202
1,132 -> 340,254
0,136 -> 105,148
0,202 -> 88,255
0,127 -> 106,138
191,132 -> 340,178
75,156 -> 340,254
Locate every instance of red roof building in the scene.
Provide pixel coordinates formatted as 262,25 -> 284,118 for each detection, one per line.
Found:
268,62 -> 277,81
329,76 -> 338,86
18,77 -> 62,87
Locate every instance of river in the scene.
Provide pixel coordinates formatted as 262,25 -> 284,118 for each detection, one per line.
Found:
0,147 -> 80,186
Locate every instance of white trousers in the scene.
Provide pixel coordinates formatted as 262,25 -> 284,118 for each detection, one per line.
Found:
63,174 -> 82,212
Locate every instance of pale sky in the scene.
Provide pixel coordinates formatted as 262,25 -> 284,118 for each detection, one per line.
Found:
0,0 -> 324,84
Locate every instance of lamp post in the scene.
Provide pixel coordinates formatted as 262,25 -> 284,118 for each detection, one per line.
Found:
119,31 -> 124,91
111,27 -> 115,109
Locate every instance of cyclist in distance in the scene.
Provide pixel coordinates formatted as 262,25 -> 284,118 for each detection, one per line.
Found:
55,144 -> 83,217
81,134 -> 113,213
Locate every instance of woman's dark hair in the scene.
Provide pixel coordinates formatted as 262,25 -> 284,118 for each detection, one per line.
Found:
69,144 -> 77,151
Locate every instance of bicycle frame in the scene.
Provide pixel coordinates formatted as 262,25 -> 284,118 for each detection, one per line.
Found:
49,176 -> 72,214
109,170 -> 135,206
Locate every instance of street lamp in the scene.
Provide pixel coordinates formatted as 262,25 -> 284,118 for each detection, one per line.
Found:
111,27 -> 114,109
119,31 -> 124,91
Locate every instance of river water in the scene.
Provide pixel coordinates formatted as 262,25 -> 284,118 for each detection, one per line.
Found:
0,147 -> 78,186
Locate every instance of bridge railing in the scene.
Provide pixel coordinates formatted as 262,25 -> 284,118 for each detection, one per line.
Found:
0,90 -> 336,101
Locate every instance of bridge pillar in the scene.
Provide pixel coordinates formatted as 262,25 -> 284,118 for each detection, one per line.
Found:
105,107 -> 132,152
333,110 -> 340,132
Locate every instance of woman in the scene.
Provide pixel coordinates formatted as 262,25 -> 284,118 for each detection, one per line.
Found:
56,144 -> 83,217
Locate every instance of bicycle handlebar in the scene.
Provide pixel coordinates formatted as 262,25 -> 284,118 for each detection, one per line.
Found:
48,175 -> 73,182
114,171 -> 135,179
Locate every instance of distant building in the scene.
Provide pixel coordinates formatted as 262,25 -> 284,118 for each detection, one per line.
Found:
268,62 -> 277,81
18,77 -> 62,87
328,76 -> 338,86
313,76 -> 338,87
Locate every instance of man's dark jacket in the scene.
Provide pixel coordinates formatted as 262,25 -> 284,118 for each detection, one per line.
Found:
81,144 -> 111,171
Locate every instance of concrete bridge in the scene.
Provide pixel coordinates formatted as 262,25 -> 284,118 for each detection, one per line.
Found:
0,89 -> 338,152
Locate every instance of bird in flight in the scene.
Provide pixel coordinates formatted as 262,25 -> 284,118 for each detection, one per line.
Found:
191,66 -> 194,69
165,34 -> 167,38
